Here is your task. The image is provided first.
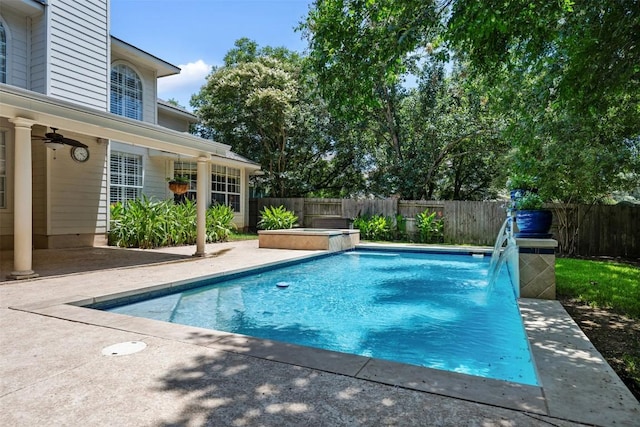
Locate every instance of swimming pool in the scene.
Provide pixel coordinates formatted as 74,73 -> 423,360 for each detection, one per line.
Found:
105,249 -> 538,386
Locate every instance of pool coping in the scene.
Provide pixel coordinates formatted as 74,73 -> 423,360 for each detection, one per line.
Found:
9,246 -> 640,426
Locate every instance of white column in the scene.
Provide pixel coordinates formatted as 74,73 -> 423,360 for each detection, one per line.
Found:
194,156 -> 208,256
8,118 -> 38,279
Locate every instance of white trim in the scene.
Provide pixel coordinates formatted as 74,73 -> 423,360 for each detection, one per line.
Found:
111,36 -> 180,78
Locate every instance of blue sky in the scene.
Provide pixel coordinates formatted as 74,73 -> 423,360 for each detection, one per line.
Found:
111,0 -> 313,109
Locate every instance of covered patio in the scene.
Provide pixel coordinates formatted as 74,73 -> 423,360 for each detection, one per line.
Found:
1,84 -> 259,280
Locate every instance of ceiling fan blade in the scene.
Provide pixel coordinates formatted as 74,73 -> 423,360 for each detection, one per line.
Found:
61,138 -> 88,148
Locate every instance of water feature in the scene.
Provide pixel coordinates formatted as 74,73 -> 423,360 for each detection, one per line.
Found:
487,215 -> 519,297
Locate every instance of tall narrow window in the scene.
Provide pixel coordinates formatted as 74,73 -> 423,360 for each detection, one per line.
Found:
0,130 -> 6,208
110,151 -> 143,204
110,64 -> 143,120
0,22 -> 7,83
173,161 -> 197,201
211,165 -> 241,212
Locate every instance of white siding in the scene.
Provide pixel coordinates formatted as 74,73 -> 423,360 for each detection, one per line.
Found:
30,13 -> 47,93
48,132 -> 108,234
0,121 -> 13,243
48,0 -> 108,110
31,135 -> 47,236
158,110 -> 191,132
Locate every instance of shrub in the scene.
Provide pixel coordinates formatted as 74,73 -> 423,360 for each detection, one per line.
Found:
352,214 -> 394,241
207,204 -> 236,242
416,210 -> 445,243
109,196 -> 235,248
258,205 -> 298,230
515,192 -> 544,210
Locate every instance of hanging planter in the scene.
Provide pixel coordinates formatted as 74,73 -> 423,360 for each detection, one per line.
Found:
167,176 -> 189,195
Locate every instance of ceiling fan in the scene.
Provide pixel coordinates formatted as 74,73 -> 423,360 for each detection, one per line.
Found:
35,127 -> 88,149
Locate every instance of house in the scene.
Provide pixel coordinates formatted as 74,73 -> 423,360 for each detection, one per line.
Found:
0,0 -> 261,279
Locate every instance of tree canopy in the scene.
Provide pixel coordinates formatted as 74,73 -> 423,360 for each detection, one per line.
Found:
191,1 -> 639,202
191,39 -> 365,197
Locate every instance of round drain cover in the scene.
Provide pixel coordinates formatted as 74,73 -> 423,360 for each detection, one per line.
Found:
102,341 -> 147,356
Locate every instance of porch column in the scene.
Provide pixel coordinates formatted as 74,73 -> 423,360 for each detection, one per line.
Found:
194,156 -> 208,256
8,118 -> 38,280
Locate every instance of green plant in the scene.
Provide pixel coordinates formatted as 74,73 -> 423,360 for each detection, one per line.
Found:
415,210 -> 445,243
394,214 -> 407,241
352,214 -> 394,241
514,192 -> 544,210
109,196 -> 235,248
507,173 -> 537,191
206,204 -> 236,242
167,175 -> 190,183
258,205 -> 298,230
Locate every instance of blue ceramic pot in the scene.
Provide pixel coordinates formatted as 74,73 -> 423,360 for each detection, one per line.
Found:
515,209 -> 553,237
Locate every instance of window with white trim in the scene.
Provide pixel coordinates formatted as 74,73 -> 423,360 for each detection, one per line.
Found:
110,64 -> 143,120
0,22 -> 6,83
110,151 -> 143,204
173,161 -> 197,201
211,165 -> 241,212
0,130 -> 6,208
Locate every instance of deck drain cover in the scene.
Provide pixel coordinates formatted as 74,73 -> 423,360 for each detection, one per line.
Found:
102,341 -> 147,356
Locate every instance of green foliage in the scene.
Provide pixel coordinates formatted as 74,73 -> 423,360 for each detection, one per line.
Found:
507,173 -> 537,191
415,210 -> 445,243
191,39 -> 365,198
167,175 -> 189,184
109,196 -> 234,248
623,355 -> 640,388
556,258 -> 640,319
514,192 -> 544,210
206,204 -> 236,242
447,0 -> 640,140
257,205 -> 298,230
352,214 -> 394,241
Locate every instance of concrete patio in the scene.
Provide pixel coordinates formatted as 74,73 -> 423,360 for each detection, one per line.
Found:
1,240 -> 638,426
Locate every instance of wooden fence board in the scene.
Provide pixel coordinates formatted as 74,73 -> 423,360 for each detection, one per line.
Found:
250,198 -> 639,257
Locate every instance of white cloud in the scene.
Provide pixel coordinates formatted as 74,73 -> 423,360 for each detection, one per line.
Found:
157,59 -> 213,110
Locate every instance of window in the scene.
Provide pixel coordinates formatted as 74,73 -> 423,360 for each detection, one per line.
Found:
173,161 -> 197,201
211,165 -> 241,212
0,130 -> 6,208
110,151 -> 143,204
0,22 -> 6,83
110,64 -> 142,120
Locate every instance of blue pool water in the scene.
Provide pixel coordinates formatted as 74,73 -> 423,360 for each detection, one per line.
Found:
106,250 -> 538,385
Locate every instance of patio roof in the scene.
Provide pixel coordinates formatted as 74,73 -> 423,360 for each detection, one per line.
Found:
0,84 -> 259,169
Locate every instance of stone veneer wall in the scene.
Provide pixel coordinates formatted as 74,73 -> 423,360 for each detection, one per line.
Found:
517,238 -> 558,299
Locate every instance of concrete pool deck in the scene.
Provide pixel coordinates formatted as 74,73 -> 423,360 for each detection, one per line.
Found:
1,240 -> 638,426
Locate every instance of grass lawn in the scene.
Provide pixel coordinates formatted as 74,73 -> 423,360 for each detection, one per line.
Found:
556,258 -> 640,318
228,231 -> 259,241
556,257 -> 640,399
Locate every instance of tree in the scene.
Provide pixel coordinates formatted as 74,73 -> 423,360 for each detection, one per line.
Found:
447,0 -> 640,144
302,0 -> 443,167
191,39 -> 365,197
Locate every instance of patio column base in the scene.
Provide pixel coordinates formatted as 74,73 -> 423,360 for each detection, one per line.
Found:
7,270 -> 39,280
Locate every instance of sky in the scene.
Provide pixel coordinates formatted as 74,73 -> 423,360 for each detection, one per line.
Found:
110,0 -> 313,110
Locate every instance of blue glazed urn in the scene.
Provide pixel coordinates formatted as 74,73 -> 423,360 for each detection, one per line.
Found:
515,209 -> 553,238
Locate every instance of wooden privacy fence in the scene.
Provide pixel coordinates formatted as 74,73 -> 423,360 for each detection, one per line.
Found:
250,198 -> 639,258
